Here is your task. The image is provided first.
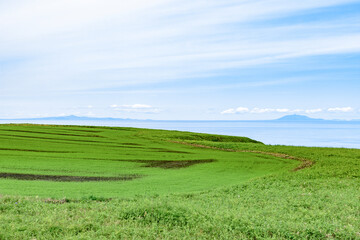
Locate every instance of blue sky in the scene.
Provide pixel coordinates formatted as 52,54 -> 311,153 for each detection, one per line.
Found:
0,0 -> 359,120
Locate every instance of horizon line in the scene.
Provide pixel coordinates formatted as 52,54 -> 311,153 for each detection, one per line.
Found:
0,114 -> 359,122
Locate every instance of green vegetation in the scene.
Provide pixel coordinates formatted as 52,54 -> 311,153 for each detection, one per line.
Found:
0,124 -> 359,239
0,124 -> 292,198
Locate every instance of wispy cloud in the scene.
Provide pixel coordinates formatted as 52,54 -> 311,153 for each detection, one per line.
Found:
221,107 -> 290,114
221,107 -> 355,114
327,107 -> 354,112
110,104 -> 161,114
0,0 -> 359,119
1,0 -> 359,93
305,109 -> 323,113
251,108 -> 290,114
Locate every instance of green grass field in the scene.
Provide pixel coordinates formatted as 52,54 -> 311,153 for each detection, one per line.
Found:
0,124 -> 359,239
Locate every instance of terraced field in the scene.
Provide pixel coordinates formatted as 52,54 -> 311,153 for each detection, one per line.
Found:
0,124 -> 296,198
0,124 -> 359,239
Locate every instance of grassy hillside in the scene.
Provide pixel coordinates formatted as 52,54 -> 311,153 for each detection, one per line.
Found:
0,124 -> 359,239
0,124 -> 291,198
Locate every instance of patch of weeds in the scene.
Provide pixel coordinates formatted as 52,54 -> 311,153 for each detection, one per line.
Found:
119,203 -> 193,227
44,198 -> 70,204
82,195 -> 112,202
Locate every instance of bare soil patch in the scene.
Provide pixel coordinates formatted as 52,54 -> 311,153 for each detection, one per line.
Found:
149,148 -> 193,154
134,159 -> 215,169
67,157 -> 213,168
0,172 -> 140,182
0,147 -> 77,153
121,142 -> 143,146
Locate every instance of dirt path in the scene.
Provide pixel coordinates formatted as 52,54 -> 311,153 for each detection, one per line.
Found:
169,141 -> 314,171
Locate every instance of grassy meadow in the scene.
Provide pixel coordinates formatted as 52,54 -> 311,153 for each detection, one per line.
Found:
0,124 -> 359,239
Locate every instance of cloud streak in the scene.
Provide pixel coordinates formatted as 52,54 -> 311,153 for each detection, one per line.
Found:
221,107 -> 354,114
327,107 -> 353,112
110,104 -> 161,114
1,0 -> 359,93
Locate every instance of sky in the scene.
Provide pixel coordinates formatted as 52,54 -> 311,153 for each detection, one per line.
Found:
0,0 -> 359,120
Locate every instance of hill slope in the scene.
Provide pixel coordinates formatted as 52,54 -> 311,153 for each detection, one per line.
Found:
0,124 -> 282,198
0,124 -> 359,239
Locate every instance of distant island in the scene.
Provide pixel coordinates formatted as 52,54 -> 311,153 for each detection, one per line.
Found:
2,115 -> 147,121
21,115 -> 135,121
275,114 -> 360,122
275,114 -> 323,122
1,114 -> 359,122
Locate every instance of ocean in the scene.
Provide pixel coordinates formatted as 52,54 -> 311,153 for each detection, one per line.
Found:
1,119 -> 359,149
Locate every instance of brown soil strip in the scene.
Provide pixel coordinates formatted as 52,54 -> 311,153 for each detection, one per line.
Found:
0,172 -> 140,182
154,150 -> 193,154
133,159 -> 215,169
61,157 -> 213,169
43,198 -> 69,204
149,148 -> 193,154
0,148 -> 77,153
169,141 -> 314,171
121,142 -> 143,146
240,151 -> 313,171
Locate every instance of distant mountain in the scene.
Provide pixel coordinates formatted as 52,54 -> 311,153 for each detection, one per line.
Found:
276,114 -> 323,122
35,115 -> 102,120
7,115 -> 140,121
1,114 -> 360,123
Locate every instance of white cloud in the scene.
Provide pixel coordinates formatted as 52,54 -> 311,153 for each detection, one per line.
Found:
221,107 -> 355,114
221,108 -> 236,114
110,104 -> 161,113
221,107 -> 249,114
1,1 -> 359,120
222,107 -> 290,114
305,108 -> 323,113
275,109 -> 290,113
251,108 -> 272,113
327,107 -> 353,112
235,107 -> 250,113
293,109 -> 304,113
251,108 -> 290,113
1,0 -> 360,94
124,104 -> 153,109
